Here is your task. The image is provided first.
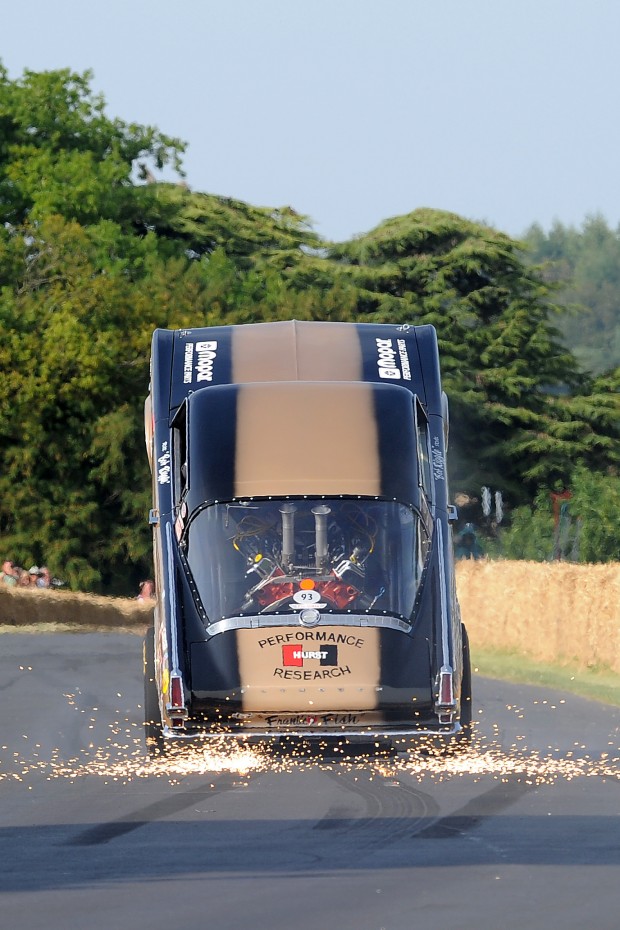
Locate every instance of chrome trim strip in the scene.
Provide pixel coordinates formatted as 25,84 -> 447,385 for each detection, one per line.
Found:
436,519 -> 451,673
435,519 -> 456,715
165,521 -> 182,676
203,613 -> 412,638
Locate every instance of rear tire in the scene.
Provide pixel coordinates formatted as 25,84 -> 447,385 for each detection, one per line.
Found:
456,622 -> 473,745
441,623 -> 473,754
143,627 -> 165,756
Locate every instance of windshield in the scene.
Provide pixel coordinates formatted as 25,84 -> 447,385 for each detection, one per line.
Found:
183,498 -> 430,622
182,498 -> 429,620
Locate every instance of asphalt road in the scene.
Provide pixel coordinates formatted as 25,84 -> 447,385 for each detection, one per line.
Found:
0,633 -> 618,930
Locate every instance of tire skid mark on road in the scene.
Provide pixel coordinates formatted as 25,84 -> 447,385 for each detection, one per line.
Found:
313,769 -> 440,848
413,775 -> 535,839
66,774 -> 239,846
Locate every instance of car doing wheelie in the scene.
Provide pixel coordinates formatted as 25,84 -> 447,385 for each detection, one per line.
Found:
143,320 -> 471,752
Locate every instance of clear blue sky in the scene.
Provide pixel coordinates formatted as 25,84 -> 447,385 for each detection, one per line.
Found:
3,0 -> 620,242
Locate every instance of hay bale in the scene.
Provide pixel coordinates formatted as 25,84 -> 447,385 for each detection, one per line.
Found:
0,585 -> 152,631
457,560 -> 620,673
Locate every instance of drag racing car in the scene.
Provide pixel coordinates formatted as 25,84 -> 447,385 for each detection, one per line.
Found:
143,320 -> 471,752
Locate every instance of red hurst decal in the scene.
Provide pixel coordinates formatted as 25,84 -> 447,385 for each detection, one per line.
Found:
282,644 -> 338,667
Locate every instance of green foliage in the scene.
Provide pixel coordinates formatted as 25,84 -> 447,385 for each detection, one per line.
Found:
0,65 -> 184,231
490,468 -> 620,563
149,185 -> 322,267
486,490 -> 560,562
569,467 -> 620,562
0,217 -> 155,590
524,215 -> 620,374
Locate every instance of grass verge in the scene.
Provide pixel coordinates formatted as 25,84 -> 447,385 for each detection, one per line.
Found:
473,647 -> 620,707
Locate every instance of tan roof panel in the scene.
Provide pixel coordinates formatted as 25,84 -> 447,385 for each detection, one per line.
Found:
231,320 -> 363,383
234,381 -> 381,498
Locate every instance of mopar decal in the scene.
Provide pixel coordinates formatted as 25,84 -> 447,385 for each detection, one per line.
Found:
375,337 -> 411,381
195,341 -> 218,382
183,340 -> 219,384
375,338 -> 401,379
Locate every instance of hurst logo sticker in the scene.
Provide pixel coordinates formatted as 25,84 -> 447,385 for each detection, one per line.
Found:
282,644 -> 338,667
275,642 -> 351,680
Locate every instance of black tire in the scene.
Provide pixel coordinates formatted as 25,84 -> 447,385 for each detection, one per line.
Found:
457,622 -> 473,745
441,623 -> 473,754
143,627 -> 165,756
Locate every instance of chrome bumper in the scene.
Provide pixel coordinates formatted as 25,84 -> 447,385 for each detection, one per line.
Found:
161,721 -> 464,744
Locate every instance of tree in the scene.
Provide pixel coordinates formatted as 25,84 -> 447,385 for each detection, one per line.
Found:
325,209 -> 600,498
0,217 -> 157,590
524,216 -> 620,374
147,184 -> 323,268
0,64 -> 184,230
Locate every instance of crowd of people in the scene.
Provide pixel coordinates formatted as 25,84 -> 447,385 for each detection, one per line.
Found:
2,559 -> 156,600
1,559 -> 61,589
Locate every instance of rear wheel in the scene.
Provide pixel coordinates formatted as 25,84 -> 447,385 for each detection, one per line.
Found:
143,627 -> 165,756
456,622 -> 473,745
440,623 -> 473,754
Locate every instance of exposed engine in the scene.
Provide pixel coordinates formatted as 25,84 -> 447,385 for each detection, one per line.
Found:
232,501 -> 381,612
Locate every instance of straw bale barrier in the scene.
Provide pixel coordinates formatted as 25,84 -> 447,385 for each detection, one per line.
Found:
2,562 -> 619,673
456,560 -> 620,674
0,585 -> 153,632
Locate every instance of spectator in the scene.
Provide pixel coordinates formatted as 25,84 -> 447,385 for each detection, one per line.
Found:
28,566 -> 43,586
37,567 -> 52,589
17,568 -> 33,587
454,523 -> 484,560
1,560 -> 17,586
137,579 -> 156,601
